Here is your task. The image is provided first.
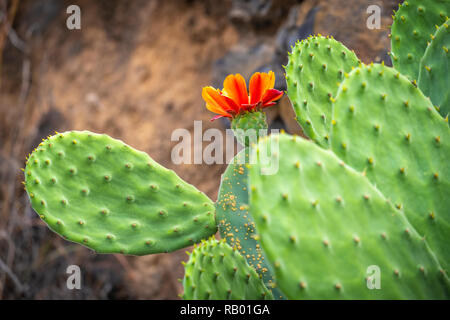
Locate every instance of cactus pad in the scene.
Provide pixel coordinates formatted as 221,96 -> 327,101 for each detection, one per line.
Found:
286,35 -> 359,147
418,19 -> 450,117
24,131 -> 217,255
391,0 -> 449,81
331,63 -> 450,271
182,237 -> 274,300
216,148 -> 285,299
248,134 -> 449,299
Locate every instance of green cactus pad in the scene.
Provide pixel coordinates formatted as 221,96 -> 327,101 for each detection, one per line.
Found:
418,19 -> 450,117
231,111 -> 268,147
286,35 -> 359,147
248,134 -> 449,299
216,148 -> 285,299
391,0 -> 449,81
330,64 -> 450,272
182,237 -> 274,300
24,131 -> 217,255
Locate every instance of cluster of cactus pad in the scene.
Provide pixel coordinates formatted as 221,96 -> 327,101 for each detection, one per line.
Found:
24,0 -> 449,299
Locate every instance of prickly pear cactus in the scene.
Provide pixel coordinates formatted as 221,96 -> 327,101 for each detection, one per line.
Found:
248,134 -> 449,299
182,237 -> 274,300
24,131 -> 217,255
285,35 -> 359,147
231,111 -> 268,147
418,19 -> 450,117
330,63 -> 450,272
390,0 -> 449,81
216,148 -> 285,299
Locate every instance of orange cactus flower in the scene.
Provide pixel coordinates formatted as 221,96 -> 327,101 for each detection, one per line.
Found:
202,71 -> 283,121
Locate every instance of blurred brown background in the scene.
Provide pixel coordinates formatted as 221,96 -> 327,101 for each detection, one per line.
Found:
0,0 -> 398,299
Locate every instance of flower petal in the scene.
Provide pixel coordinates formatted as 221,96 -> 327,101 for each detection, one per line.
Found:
210,114 -> 230,121
223,74 -> 248,106
261,88 -> 283,106
249,71 -> 276,104
261,71 -> 275,93
261,102 -> 276,108
249,72 -> 263,105
222,95 -> 241,113
202,86 -> 236,115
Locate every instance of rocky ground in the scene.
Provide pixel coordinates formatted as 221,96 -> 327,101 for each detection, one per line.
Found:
0,0 -> 399,299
